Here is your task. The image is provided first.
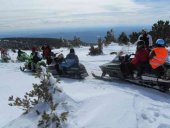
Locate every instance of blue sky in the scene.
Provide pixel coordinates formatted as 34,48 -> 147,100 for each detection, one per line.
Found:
0,0 -> 169,31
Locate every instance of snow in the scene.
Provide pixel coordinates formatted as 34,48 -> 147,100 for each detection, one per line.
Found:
1,43 -> 170,128
0,63 -> 40,127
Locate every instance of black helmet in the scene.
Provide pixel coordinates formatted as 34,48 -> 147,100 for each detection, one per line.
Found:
141,29 -> 147,34
70,48 -> 75,53
137,40 -> 145,49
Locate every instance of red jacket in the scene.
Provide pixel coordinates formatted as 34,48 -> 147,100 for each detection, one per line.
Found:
131,48 -> 149,66
43,47 -> 51,58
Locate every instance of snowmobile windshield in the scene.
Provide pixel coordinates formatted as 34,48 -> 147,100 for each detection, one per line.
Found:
111,53 -> 135,63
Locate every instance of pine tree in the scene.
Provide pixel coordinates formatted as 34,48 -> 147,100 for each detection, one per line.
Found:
97,37 -> 103,54
104,29 -> 116,45
118,32 -> 129,45
9,67 -> 68,128
151,20 -> 170,45
71,36 -> 81,47
129,32 -> 140,44
89,38 -> 103,55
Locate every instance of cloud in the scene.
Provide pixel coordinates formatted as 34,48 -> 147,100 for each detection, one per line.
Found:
0,0 -> 169,31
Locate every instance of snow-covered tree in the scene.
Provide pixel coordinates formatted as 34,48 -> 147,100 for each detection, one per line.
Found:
89,38 -> 103,55
9,66 -> 69,128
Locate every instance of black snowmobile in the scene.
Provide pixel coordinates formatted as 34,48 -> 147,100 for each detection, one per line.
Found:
47,53 -> 88,79
92,52 -> 170,92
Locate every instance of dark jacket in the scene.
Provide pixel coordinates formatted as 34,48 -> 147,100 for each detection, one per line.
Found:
32,52 -> 41,64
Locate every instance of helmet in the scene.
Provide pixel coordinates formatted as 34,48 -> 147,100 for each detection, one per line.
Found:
70,48 -> 75,53
141,28 -> 147,34
137,40 -> 145,49
55,53 -> 64,59
156,39 -> 165,46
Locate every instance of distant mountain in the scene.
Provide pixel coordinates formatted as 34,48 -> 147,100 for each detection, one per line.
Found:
0,26 -> 151,43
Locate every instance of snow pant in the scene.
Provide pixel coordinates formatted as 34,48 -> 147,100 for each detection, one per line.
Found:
120,62 -> 150,77
55,64 -> 63,75
46,56 -> 53,65
120,62 -> 135,76
59,59 -> 76,70
31,62 -> 36,72
136,62 -> 150,77
153,65 -> 165,78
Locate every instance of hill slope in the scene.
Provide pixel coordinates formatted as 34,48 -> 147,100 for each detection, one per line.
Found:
1,44 -> 170,128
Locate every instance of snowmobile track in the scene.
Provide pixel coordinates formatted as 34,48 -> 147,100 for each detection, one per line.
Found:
92,73 -> 170,93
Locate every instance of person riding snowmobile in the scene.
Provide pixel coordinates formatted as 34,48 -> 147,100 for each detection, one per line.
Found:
57,48 -> 79,74
31,52 -> 42,72
21,51 -> 46,72
120,40 -> 149,78
137,29 -> 153,49
42,45 -> 53,65
65,48 -> 79,64
149,39 -> 168,77
0,48 -> 10,62
131,40 -> 149,78
42,45 -> 51,58
54,53 -> 65,75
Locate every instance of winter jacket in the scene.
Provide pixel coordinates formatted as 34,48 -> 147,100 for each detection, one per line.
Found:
32,54 -> 41,64
58,53 -> 79,70
43,47 -> 51,58
131,48 -> 149,66
149,47 -> 168,69
66,53 -> 79,64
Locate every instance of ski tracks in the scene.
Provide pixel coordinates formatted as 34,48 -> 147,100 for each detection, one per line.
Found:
132,94 -> 170,128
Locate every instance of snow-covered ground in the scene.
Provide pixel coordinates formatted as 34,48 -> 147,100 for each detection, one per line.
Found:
1,44 -> 170,128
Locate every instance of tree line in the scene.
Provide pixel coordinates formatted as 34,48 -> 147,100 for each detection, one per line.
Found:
104,20 -> 170,46
0,36 -> 88,49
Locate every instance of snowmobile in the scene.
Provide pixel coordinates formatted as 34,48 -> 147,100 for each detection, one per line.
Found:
92,52 -> 170,92
47,53 -> 88,79
17,52 -> 30,62
20,56 -> 46,72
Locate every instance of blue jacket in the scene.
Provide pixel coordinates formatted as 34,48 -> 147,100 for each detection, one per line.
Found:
59,53 -> 79,70
66,53 -> 79,64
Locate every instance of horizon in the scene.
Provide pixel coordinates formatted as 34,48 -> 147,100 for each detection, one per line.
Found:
0,25 -> 151,42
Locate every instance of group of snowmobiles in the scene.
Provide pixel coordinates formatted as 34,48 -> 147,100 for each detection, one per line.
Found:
19,50 -> 89,80
2,42 -> 170,93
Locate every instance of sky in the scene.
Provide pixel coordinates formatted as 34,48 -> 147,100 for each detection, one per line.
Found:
0,0 -> 170,31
